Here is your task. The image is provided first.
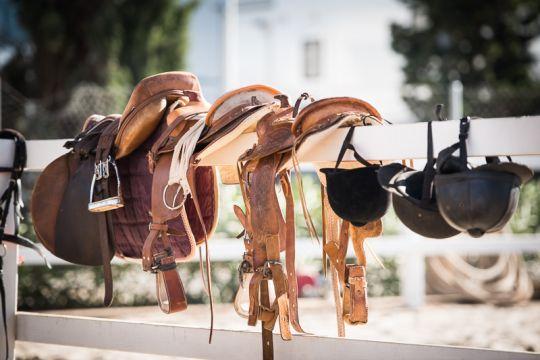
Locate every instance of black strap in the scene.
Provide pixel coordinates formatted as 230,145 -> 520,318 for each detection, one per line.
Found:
421,121 -> 436,205
335,126 -> 377,169
435,117 -> 471,173
458,117 -> 470,170
0,129 -> 27,360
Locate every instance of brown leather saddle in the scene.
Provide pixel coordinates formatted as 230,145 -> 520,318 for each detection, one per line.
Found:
32,72 -> 218,314
195,85 -> 303,359
292,97 -> 384,336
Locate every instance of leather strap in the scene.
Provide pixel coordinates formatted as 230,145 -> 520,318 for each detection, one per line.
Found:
279,171 -> 305,334
186,165 -> 215,343
345,264 -> 368,324
322,186 -> 345,336
323,215 -> 373,327
99,212 -> 114,306
260,281 -> 274,360
93,120 -> 120,306
156,255 -> 187,313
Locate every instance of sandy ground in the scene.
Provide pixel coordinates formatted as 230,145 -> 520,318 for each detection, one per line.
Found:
15,296 -> 540,359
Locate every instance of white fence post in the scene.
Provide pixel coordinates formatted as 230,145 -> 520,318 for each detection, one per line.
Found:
1,137 -> 17,359
399,236 -> 426,308
449,80 -> 464,120
3,243 -> 18,360
223,0 -> 239,90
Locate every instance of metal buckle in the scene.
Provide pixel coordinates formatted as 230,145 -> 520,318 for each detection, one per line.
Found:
237,254 -> 254,287
88,156 -> 124,212
261,260 -> 281,279
151,248 -> 175,273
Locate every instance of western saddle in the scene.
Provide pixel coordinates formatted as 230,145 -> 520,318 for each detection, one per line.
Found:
30,71 -> 388,359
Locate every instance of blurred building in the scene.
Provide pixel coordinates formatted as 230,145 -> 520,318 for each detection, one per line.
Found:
186,0 -> 414,122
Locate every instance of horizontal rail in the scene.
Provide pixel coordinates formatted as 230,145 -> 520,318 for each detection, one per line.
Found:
16,312 -> 537,360
200,116 -> 540,166
19,234 -> 540,266
2,116 -> 540,170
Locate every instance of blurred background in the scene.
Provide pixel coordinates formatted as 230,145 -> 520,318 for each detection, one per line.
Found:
1,0 -> 540,357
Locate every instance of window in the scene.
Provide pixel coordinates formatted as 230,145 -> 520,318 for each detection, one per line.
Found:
304,40 -> 320,78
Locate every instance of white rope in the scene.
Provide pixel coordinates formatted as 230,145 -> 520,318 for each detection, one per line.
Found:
167,120 -> 206,195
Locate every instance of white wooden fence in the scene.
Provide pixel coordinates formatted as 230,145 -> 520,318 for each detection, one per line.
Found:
19,234 -> 540,309
2,117 -> 540,359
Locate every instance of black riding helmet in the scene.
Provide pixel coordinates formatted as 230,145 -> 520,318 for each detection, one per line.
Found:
377,121 -> 460,239
320,125 -> 390,227
434,117 -> 533,237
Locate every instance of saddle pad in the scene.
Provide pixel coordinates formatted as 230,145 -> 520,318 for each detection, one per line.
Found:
113,120 -> 218,260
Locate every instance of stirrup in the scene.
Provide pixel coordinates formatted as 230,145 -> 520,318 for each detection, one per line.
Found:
88,156 -> 124,212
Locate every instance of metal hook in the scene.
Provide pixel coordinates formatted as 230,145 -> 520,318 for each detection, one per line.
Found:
435,104 -> 446,121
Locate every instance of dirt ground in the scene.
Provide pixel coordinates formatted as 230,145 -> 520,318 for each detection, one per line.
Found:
16,296 -> 540,359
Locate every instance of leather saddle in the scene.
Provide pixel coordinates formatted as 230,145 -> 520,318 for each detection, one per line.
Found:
195,85 -> 303,359
292,96 -> 385,336
32,72 -> 218,313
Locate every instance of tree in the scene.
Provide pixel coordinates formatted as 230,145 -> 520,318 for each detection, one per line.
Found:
391,0 -> 540,120
1,0 -> 197,107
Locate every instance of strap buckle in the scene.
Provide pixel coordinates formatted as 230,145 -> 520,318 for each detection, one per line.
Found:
151,248 -> 176,273
261,260 -> 281,279
237,253 -> 254,287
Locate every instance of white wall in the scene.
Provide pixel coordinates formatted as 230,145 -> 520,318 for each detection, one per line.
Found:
186,0 -> 414,122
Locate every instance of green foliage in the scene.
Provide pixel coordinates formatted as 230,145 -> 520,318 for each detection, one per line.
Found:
391,0 -> 540,120
18,261 -> 241,310
1,0 -> 197,105
511,179 -> 540,233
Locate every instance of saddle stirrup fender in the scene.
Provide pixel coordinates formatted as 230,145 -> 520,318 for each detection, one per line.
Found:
199,85 -> 303,359
290,96 -> 388,336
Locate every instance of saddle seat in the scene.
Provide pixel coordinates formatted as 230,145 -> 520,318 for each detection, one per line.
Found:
116,71 -> 210,159
195,85 -> 284,183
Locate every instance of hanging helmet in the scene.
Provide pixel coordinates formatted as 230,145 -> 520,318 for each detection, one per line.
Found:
320,126 -> 390,227
434,117 -> 533,237
377,121 -> 460,239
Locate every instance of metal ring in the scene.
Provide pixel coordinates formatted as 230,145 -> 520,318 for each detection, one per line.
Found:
162,183 -> 186,210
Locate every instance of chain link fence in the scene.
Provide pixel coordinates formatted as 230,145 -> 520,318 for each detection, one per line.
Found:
1,79 -> 129,138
